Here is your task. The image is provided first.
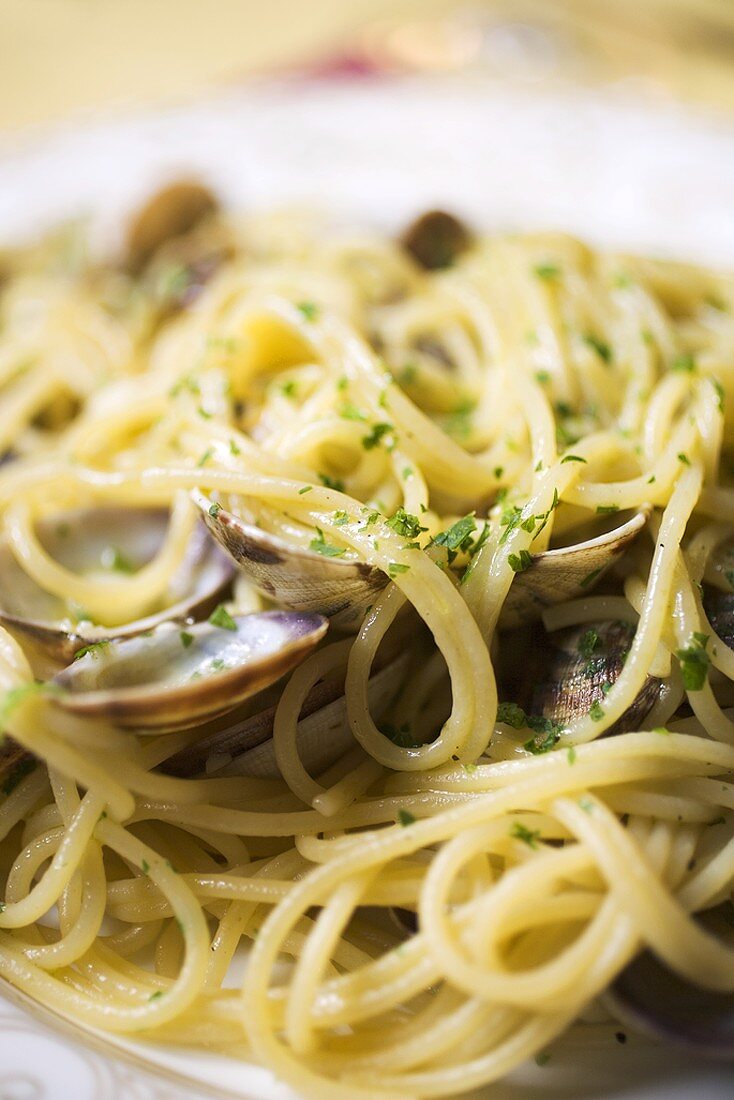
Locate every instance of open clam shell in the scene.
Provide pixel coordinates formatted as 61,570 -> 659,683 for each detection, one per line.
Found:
499,508 -> 650,630
528,619 -> 664,732
193,492 -> 385,631
197,492 -> 649,634
0,736 -> 34,793
126,180 -> 218,273
0,507 -> 234,663
164,649 -> 411,779
606,910 -> 734,1059
51,611 -> 327,730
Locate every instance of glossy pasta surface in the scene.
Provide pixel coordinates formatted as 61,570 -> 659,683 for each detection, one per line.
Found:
1,199 -> 733,1098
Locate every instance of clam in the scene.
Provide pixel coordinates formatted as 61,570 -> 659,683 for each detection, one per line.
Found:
703,587 -> 734,652
499,508 -> 650,630
50,611 -> 327,730
0,736 -> 34,794
164,648 -> 411,779
196,492 -> 649,635
126,180 -> 219,273
0,507 -> 234,663
526,619 -> 664,733
606,907 -> 734,1058
399,210 -> 474,270
192,492 -> 385,631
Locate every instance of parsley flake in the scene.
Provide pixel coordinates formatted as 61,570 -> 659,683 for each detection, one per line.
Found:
676,634 -> 711,691
309,528 -> 346,558
296,301 -> 319,321
208,605 -> 237,631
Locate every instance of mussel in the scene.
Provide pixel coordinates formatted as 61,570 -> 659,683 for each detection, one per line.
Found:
51,611 -> 328,730
0,507 -> 233,663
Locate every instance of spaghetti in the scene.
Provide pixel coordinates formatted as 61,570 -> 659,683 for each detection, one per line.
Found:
0,197 -> 733,1098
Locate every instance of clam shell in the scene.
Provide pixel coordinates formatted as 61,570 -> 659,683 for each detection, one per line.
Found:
399,210 -> 473,270
499,508 -> 650,629
193,492 -> 385,631
0,508 -> 234,663
0,737 -> 34,793
127,180 -> 218,272
164,649 -> 411,779
528,619 -> 662,732
197,493 -> 648,634
607,910 -> 734,1059
51,611 -> 327,730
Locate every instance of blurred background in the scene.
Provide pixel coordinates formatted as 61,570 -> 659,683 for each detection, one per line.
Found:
3,0 -> 734,134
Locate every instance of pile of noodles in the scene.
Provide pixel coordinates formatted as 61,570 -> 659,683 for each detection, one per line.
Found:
0,203 -> 733,1099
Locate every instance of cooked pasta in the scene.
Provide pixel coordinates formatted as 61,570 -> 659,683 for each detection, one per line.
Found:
0,192 -> 734,1098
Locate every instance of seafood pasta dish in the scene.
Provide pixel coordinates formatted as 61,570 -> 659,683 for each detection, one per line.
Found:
0,184 -> 733,1098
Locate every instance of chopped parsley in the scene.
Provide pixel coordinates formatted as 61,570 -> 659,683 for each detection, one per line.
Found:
433,514 -> 477,562
180,631 -> 194,648
388,562 -> 410,577
333,510 -> 349,526
671,353 -> 696,373
524,716 -> 564,754
508,549 -> 533,573
567,746 -> 577,765
309,528 -> 346,558
208,605 -> 237,631
319,473 -> 345,492
228,438 -> 241,456
208,502 -> 222,518
676,633 -> 711,691
280,379 -> 298,399
196,447 -> 213,468
578,629 -> 600,660
101,546 -> 135,573
297,485 -> 312,495
561,454 -> 587,464
386,507 -> 427,540
362,422 -> 394,450
711,378 -> 725,413
589,700 -> 605,721
340,401 -> 367,422
73,640 -> 111,661
596,504 -> 620,515
497,702 -> 527,728
533,263 -> 560,281
583,333 -> 612,364
579,567 -> 603,588
511,822 -> 541,848
678,452 -> 691,466
296,301 -> 319,321
397,809 -> 416,827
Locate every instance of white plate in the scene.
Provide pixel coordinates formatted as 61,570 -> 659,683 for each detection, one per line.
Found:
1,73 -> 734,1100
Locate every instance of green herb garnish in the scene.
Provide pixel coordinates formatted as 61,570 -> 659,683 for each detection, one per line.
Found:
208,605 -> 237,631
309,528 -> 346,558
